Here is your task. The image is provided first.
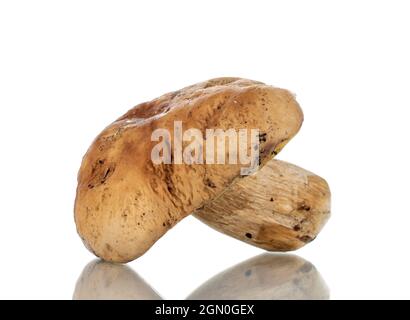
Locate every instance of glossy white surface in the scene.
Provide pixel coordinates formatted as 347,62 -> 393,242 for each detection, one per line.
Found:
0,0 -> 409,299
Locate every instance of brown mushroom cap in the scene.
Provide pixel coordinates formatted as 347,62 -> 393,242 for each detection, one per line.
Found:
75,78 -> 303,262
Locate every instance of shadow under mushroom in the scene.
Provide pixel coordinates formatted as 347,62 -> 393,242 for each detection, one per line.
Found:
187,253 -> 329,300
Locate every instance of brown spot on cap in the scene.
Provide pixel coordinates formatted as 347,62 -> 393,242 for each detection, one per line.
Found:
298,235 -> 315,243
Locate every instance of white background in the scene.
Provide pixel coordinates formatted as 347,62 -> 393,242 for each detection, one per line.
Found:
0,0 -> 409,299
